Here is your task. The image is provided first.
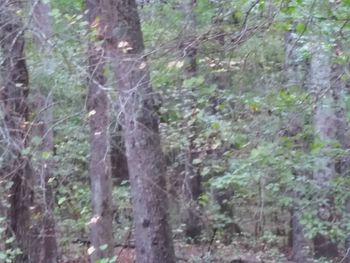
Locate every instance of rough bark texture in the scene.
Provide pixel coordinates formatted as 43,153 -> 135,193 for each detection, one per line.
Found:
0,1 -> 33,261
29,1 -> 59,262
86,0 -> 114,261
310,38 -> 339,259
110,124 -> 129,183
180,0 -> 202,241
290,206 -> 309,262
102,0 -> 176,262
284,31 -> 306,89
209,9 -> 231,114
29,94 -> 58,263
345,208 -> 350,263
284,30 -> 309,263
331,47 -> 350,263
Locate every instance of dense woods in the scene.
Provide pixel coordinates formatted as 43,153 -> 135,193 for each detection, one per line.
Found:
0,0 -> 350,262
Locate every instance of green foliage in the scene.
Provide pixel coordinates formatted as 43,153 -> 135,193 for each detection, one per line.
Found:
7,0 -> 349,260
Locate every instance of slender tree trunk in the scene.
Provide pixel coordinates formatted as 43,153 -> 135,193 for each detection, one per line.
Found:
0,1 -> 33,261
32,0 -> 52,48
310,37 -> 339,259
284,30 -> 306,89
345,203 -> 350,263
180,0 -> 202,241
284,30 -> 310,263
86,0 -> 114,261
30,94 -> 58,263
210,7 -> 231,113
29,1 -> 59,262
101,0 -> 176,262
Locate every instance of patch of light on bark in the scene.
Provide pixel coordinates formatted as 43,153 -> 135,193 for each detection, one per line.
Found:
88,110 -> 96,117
88,215 -> 101,225
87,246 -> 96,255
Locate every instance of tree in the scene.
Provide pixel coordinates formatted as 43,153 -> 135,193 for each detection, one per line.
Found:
284,29 -> 309,263
0,0 -> 33,261
180,0 -> 202,241
29,94 -> 59,263
86,0 -> 114,261
101,0 -> 176,262
110,118 -> 129,184
310,33 -> 339,259
29,1 -> 59,261
332,55 -> 350,263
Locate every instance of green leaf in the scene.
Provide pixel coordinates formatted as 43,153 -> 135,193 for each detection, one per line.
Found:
296,23 -> 306,34
41,151 -> 51,159
5,237 -> 15,244
99,244 -> 108,251
50,8 -> 61,18
58,197 -> 66,205
183,76 -> 205,88
192,158 -> 202,165
0,253 -> 6,260
22,147 -> 31,156
211,122 -> 221,130
273,22 -> 291,32
281,5 -> 296,15
31,136 -> 42,146
343,0 -> 350,6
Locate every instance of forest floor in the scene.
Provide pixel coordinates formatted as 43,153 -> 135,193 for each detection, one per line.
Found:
62,236 -> 295,263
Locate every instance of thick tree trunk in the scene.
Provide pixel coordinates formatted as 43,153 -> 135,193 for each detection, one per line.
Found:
310,38 -> 339,259
180,0 -> 202,241
0,1 -> 33,261
102,0 -> 176,262
86,0 -> 114,261
331,46 -> 350,263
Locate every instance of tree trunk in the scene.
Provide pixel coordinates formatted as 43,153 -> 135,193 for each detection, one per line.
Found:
284,30 -> 306,89
29,1 -> 59,262
331,45 -> 350,263
29,94 -> 58,263
86,0 -> 114,261
209,7 -> 231,113
180,0 -> 202,241
0,1 -> 33,261
32,0 -> 52,48
102,0 -> 176,262
284,29 -> 310,263
310,37 -> 339,259
110,123 -> 129,183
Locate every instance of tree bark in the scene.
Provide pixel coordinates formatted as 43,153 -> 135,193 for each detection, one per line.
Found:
0,1 -> 33,261
331,45 -> 350,263
310,37 -> 339,259
180,0 -> 202,241
32,0 -> 52,48
284,29 -> 310,263
101,0 -> 176,262
284,30 -> 306,89
110,123 -> 129,184
29,94 -> 58,263
29,1 -> 59,262
86,0 -> 114,261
